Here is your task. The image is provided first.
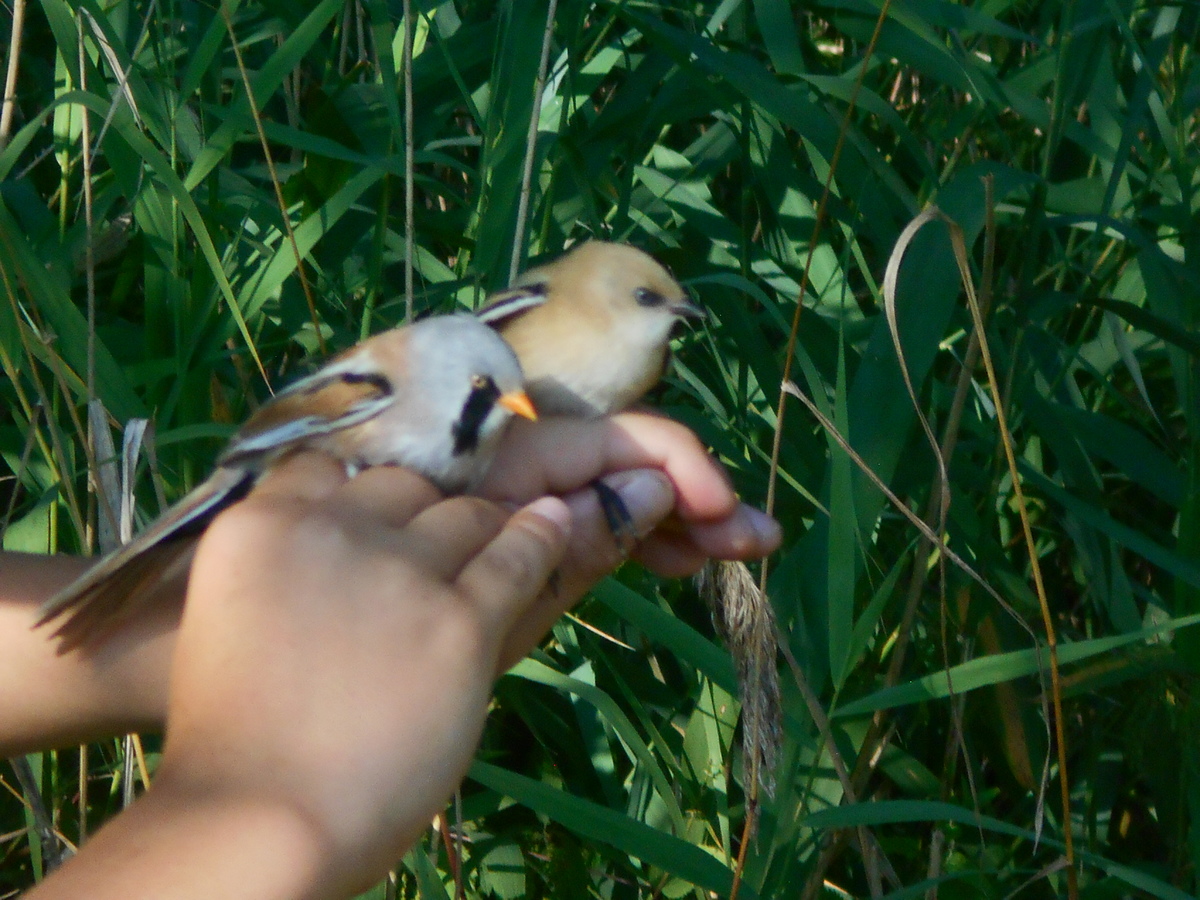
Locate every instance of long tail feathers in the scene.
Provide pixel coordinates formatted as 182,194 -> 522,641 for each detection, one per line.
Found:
36,467 -> 256,652
42,540 -> 197,651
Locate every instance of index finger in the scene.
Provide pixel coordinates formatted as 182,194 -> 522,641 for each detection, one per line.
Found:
455,497 -> 571,645
479,413 -> 737,524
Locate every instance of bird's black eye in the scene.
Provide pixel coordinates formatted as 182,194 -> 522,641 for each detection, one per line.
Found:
635,287 -> 666,308
470,374 -> 489,389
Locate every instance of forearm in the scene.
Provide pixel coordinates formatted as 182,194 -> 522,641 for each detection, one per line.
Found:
0,552 -> 174,754
24,772 -> 332,900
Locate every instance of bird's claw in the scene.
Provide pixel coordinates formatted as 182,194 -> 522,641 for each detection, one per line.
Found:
591,479 -> 638,558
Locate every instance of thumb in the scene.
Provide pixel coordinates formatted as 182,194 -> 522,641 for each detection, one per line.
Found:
455,496 -> 572,640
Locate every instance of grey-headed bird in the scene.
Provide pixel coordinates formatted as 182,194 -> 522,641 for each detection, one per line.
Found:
38,314 -> 537,650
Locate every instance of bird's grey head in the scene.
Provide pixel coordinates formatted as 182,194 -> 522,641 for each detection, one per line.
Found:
409,314 -> 531,457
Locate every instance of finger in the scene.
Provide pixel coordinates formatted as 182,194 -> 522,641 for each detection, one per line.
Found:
631,528 -> 710,578
253,451 -> 351,502
402,496 -> 513,581
496,470 -> 674,667
334,466 -> 446,530
628,502 -> 780,577
557,469 -> 677,585
481,413 -> 736,523
456,497 -> 571,640
682,503 -> 783,560
604,416 -> 734,522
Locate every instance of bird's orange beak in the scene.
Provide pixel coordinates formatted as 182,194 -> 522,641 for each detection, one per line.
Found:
498,390 -> 538,421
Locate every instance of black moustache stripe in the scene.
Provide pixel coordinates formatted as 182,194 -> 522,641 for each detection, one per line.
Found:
452,377 -> 502,456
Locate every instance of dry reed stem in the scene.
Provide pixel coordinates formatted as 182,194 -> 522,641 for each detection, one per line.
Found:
221,3 -> 325,360
940,209 -> 1077,897
749,1 -> 896,895
402,0 -> 415,322
0,0 -> 25,148
509,0 -> 560,282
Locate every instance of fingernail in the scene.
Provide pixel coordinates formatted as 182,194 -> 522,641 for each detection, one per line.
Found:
525,496 -> 572,538
608,470 -> 675,536
742,505 -> 782,550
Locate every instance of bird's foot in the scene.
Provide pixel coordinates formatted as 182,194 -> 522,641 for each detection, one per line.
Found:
591,479 -> 638,557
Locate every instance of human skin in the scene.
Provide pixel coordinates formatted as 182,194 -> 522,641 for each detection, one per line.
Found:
5,413 -> 780,899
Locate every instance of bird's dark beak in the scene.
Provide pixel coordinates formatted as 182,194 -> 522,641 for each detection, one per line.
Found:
498,390 -> 538,421
671,291 -> 706,321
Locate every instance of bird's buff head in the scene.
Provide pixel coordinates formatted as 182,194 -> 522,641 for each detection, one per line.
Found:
513,241 -> 703,326
478,241 -> 704,417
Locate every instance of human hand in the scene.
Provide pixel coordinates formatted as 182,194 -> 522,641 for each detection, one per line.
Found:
31,450 -> 675,898
30,451 -> 696,900
481,410 -> 779,571
158,454 -> 585,895
152,414 -> 779,894
3,412 -> 779,757
475,411 -> 780,669
23,406 -> 782,897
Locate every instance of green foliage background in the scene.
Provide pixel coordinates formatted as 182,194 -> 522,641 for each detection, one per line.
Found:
2,0 -> 1199,896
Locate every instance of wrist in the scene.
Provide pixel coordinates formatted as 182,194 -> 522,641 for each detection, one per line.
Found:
26,770 -> 336,900
0,553 -> 177,753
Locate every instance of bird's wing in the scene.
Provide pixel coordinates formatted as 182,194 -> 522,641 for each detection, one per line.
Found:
39,359 -> 401,650
218,363 -> 396,467
474,286 -> 549,329
37,466 -> 257,649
